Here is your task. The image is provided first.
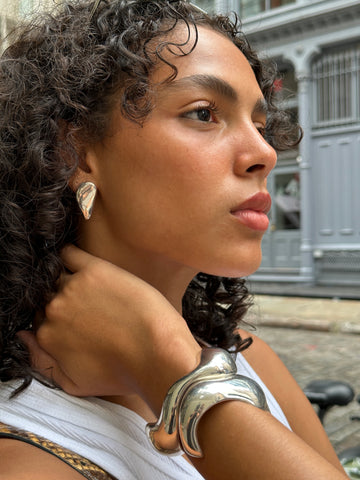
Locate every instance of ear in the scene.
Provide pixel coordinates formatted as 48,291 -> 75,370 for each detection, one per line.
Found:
68,147 -> 100,193
58,120 -> 101,193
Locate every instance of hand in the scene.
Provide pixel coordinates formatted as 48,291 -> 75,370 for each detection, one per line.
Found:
20,246 -> 201,413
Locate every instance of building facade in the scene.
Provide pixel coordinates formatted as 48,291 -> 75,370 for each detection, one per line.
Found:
196,0 -> 360,287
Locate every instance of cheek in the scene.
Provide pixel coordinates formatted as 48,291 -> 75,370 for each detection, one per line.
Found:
132,148 -> 224,207
97,130 -> 230,235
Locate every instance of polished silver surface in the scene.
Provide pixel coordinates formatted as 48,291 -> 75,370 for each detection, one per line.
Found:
146,348 -> 269,457
76,182 -> 97,220
146,348 -> 236,455
179,374 -> 270,457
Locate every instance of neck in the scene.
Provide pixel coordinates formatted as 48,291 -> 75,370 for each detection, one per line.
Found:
78,219 -> 198,312
80,239 -> 197,313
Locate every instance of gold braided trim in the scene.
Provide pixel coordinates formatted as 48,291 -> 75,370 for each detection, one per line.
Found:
0,422 -> 115,480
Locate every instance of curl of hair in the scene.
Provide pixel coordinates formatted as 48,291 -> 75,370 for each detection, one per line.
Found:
0,0 -> 301,391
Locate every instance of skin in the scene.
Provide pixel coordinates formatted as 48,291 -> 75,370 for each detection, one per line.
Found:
1,26 -> 347,479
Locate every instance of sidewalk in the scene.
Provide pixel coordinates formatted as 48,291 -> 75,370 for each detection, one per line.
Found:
246,295 -> 360,334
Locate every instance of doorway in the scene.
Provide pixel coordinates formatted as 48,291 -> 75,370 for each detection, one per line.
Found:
260,164 -> 301,272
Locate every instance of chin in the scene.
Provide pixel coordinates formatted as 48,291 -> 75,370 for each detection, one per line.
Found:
225,249 -> 263,278
201,256 -> 262,279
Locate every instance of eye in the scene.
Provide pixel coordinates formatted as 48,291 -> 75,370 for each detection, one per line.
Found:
182,103 -> 218,123
254,121 -> 266,137
193,108 -> 213,122
257,126 -> 266,137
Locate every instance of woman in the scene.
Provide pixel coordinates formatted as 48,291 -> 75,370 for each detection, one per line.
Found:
0,0 -> 347,478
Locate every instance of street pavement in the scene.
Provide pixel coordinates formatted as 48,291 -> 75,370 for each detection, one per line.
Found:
244,295 -> 360,454
247,294 -> 360,334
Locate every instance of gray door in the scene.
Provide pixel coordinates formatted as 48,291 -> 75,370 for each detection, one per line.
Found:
260,165 -> 301,272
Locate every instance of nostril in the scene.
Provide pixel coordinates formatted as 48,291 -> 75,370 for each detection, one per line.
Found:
246,164 -> 265,173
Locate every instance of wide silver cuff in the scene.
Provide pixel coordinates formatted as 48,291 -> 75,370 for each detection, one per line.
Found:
146,348 -> 269,457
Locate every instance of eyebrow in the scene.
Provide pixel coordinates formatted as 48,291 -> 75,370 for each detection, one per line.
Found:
161,74 -> 268,114
162,74 -> 238,101
252,97 -> 269,116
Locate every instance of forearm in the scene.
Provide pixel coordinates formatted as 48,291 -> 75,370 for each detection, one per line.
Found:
192,401 -> 347,480
144,347 -> 347,480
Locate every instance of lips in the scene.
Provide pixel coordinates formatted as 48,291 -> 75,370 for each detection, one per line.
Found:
234,192 -> 272,214
231,192 -> 272,231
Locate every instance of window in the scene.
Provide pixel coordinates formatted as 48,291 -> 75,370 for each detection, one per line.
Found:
240,0 -> 295,18
270,0 -> 295,7
273,65 -> 298,103
273,63 -> 299,135
192,0 -> 215,13
274,171 -> 300,230
312,44 -> 360,127
240,0 -> 265,17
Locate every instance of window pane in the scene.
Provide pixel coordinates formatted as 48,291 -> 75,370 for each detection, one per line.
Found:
312,44 -> 360,127
192,0 -> 215,13
274,65 -> 298,102
240,0 -> 265,17
270,0 -> 296,8
274,172 -> 301,230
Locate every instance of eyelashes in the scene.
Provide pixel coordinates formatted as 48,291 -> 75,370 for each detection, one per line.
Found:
181,101 -> 268,136
181,101 -> 219,123
257,126 -> 266,137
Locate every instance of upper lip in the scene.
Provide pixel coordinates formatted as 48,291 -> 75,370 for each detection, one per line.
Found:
231,192 -> 272,214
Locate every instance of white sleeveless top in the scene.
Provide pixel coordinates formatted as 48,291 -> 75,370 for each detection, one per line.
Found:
0,353 -> 291,480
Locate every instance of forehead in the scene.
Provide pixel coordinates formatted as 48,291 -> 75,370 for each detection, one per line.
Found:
151,26 -> 262,99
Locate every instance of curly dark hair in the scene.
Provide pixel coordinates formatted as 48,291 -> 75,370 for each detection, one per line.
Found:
0,0 -> 301,391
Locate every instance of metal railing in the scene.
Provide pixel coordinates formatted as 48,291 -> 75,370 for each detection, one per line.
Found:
312,46 -> 360,128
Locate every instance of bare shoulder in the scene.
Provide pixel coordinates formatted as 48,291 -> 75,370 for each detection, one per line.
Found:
0,439 -> 86,480
238,329 -> 294,387
238,328 -> 312,417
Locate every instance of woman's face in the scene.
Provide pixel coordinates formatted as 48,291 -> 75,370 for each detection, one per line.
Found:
87,26 -> 277,279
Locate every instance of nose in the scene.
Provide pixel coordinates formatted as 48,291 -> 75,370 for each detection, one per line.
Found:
233,124 -> 277,179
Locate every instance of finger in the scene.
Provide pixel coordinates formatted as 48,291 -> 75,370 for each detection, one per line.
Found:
61,244 -> 98,272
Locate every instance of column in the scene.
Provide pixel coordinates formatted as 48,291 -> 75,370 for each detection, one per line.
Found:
296,69 -> 315,282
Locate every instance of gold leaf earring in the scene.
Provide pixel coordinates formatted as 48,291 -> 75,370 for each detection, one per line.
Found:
76,182 -> 97,220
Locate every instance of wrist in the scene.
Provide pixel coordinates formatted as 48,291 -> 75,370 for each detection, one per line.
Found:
145,334 -> 202,415
146,348 -> 269,457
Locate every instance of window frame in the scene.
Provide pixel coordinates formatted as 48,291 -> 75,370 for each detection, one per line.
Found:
312,44 -> 360,128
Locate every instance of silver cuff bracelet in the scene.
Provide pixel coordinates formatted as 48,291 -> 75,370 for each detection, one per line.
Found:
146,348 -> 269,458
